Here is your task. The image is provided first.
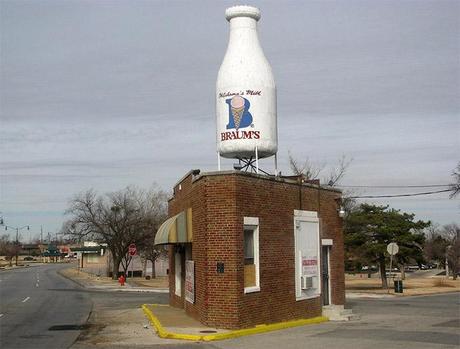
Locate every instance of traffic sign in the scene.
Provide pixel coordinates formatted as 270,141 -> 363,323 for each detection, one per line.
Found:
387,242 -> 399,256
128,243 -> 137,256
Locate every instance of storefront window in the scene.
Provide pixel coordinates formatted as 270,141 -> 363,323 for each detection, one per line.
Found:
244,229 -> 254,264
243,217 -> 259,293
294,210 -> 320,300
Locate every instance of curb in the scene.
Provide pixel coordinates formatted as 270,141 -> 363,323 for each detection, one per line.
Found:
57,268 -> 88,289
346,293 -> 396,299
142,304 -> 328,342
87,286 -> 169,293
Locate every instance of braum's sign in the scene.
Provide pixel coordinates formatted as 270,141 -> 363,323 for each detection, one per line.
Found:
185,260 -> 195,304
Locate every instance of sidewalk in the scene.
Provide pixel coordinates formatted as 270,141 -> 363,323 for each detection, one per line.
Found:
62,266 -> 329,343
142,304 -> 328,342
59,267 -> 169,293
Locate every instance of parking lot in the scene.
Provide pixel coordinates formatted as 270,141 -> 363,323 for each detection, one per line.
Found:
139,292 -> 460,349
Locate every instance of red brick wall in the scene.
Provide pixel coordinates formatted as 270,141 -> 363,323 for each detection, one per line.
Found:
167,171 -> 344,329
168,172 -> 207,323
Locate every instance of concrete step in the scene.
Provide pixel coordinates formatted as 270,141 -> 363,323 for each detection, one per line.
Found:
340,309 -> 353,316
323,306 -> 360,321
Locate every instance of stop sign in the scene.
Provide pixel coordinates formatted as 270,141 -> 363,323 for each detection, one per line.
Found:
128,243 -> 137,256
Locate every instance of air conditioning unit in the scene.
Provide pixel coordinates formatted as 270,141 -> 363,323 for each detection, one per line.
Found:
301,276 -> 313,290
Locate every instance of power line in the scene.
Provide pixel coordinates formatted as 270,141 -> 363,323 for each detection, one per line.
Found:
348,188 -> 453,199
337,184 -> 452,188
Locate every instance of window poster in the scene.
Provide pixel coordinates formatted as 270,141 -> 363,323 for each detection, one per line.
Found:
185,260 -> 195,304
302,256 -> 318,277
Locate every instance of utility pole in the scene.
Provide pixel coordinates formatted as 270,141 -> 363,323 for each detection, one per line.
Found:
40,226 -> 43,262
15,228 -> 19,266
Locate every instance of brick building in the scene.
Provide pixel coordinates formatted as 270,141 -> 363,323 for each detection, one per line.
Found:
155,169 -> 345,329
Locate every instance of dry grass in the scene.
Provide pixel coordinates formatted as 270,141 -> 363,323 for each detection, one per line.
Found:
432,278 -> 457,288
346,275 -> 460,296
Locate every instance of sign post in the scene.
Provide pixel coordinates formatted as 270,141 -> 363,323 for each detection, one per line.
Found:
386,242 -> 399,293
128,244 -> 137,278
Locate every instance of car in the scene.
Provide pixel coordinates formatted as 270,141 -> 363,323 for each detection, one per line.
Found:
23,256 -> 34,261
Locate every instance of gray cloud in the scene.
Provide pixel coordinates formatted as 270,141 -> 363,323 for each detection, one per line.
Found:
1,0 -> 459,238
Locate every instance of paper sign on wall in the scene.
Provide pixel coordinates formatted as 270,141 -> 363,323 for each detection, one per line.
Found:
302,257 -> 317,276
185,260 -> 195,304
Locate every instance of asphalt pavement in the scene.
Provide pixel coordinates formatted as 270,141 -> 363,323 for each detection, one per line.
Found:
2,264 -> 458,349
138,292 -> 460,349
0,263 -> 168,349
0,264 -> 92,349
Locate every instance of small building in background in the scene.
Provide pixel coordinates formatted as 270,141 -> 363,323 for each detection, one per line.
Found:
72,242 -> 108,275
72,241 -> 168,278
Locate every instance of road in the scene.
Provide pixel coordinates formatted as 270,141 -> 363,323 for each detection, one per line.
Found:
0,264 -> 91,349
2,265 -> 458,349
0,264 -> 167,349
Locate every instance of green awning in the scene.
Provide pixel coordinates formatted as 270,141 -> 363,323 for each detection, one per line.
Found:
154,208 -> 192,245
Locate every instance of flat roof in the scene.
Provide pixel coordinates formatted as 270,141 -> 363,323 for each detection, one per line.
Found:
172,169 -> 342,194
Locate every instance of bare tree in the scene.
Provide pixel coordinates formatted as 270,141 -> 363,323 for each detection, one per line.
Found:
442,223 -> 460,280
450,162 -> 460,198
62,186 -> 168,279
289,152 -> 356,215
0,234 -> 16,267
288,152 -> 324,180
137,188 -> 168,278
324,155 -> 353,187
139,243 -> 167,278
423,224 -> 445,265
288,152 -> 352,186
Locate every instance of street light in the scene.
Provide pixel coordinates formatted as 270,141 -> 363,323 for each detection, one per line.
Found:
2,223 -> 30,266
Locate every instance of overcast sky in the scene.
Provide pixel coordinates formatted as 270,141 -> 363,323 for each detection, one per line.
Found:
1,0 -> 459,241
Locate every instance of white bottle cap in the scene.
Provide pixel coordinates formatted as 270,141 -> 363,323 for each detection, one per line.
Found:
225,5 -> 261,22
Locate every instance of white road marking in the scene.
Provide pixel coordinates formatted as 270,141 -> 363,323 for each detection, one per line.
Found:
22,297 -> 30,303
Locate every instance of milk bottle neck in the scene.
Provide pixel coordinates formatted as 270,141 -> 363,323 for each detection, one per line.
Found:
227,16 -> 261,52
229,16 -> 257,30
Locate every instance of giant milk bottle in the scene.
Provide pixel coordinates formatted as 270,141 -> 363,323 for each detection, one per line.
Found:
216,6 -> 277,161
